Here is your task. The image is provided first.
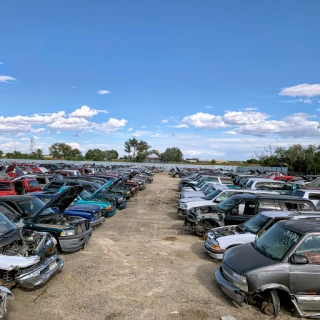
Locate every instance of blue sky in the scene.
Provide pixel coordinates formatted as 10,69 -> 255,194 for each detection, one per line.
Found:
1,0 -> 320,160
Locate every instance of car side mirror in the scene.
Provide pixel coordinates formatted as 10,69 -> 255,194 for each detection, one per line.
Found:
215,197 -> 222,203
290,254 -> 308,265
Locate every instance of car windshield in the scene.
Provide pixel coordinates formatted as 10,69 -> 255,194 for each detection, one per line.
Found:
217,196 -> 240,211
204,186 -> 215,195
196,180 -> 206,188
17,197 -> 54,217
254,224 -> 301,261
0,213 -> 18,237
200,184 -> 210,191
204,189 -> 222,200
80,189 -> 92,200
243,213 -> 272,234
28,180 -> 40,188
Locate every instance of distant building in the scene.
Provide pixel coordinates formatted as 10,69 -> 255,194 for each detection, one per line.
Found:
185,159 -> 198,163
145,154 -> 162,163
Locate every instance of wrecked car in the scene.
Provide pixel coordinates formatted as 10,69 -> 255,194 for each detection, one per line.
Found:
184,193 -> 309,235
27,191 -> 105,228
205,210 -> 320,260
0,186 -> 92,252
215,218 -> 320,317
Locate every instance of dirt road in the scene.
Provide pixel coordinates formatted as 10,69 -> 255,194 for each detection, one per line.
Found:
7,173 -> 292,320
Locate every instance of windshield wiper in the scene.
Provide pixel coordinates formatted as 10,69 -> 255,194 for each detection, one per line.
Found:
0,229 -> 17,238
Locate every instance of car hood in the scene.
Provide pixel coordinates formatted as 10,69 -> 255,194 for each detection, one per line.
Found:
181,191 -> 204,198
75,199 -> 109,209
223,243 -> 278,275
180,197 -> 205,203
31,185 -> 84,221
89,181 -> 113,198
68,204 -> 101,213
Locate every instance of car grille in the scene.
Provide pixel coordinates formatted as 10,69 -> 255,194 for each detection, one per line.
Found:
187,210 -> 197,222
75,220 -> 90,234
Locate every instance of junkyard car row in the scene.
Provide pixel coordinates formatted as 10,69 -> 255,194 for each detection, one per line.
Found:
0,162 -> 158,319
174,167 -> 320,318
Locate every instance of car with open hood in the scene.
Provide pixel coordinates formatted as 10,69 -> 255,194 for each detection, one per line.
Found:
0,186 -> 92,252
26,191 -> 105,227
58,186 -> 117,218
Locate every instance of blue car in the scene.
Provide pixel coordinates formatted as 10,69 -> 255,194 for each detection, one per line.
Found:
27,191 -> 105,228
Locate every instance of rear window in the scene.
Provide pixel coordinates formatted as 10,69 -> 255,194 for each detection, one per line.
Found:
258,201 -> 282,211
293,190 -> 305,198
0,182 -> 12,191
46,182 -> 64,191
309,193 -> 320,201
220,178 -> 233,184
28,180 -> 39,188
247,180 -> 254,187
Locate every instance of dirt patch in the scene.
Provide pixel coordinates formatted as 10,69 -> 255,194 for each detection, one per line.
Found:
6,173 -> 291,320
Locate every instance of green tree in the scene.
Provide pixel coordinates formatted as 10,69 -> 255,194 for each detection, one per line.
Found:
49,143 -> 73,159
104,149 -> 119,161
160,147 -> 183,162
211,159 -> 216,164
0,150 -> 3,158
85,148 -> 105,161
124,141 -> 132,159
67,148 -> 84,161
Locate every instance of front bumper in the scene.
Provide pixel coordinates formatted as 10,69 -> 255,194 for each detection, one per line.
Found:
105,206 -> 117,218
177,208 -> 186,216
59,227 -> 92,252
204,242 -> 224,260
90,216 -> 105,228
116,200 -> 127,210
16,254 -> 64,289
215,267 -> 246,303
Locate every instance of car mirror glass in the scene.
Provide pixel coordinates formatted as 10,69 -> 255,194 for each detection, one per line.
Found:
290,254 -> 308,265
215,197 -> 222,203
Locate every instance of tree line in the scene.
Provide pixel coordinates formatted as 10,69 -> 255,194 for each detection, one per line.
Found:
0,139 -> 184,162
248,144 -> 320,174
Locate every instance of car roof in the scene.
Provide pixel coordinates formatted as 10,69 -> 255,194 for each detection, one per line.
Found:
278,219 -> 320,234
49,178 -> 97,185
261,210 -> 320,218
230,193 -> 312,201
0,195 -> 35,201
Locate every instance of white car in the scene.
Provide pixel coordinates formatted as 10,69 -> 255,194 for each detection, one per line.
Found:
293,189 -> 320,210
177,189 -> 277,215
180,183 -> 226,199
204,210 -> 320,260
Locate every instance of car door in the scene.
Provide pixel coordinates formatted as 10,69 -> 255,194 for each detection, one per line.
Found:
289,234 -> 320,312
224,200 -> 257,225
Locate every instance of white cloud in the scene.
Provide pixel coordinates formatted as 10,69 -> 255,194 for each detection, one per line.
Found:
127,128 -> 133,132
223,111 -> 269,125
98,118 -> 127,133
183,112 -> 227,128
66,142 -> 83,150
206,106 -> 214,109
69,105 -> 108,118
303,99 -> 312,104
49,117 -> 93,132
243,107 -> 257,111
132,130 -> 153,137
96,89 -> 110,95
0,62 -> 3,65
168,124 -> 189,128
0,75 -> 17,83
141,126 -> 146,128
72,86 -> 77,89
161,119 -> 168,124
225,130 -> 237,135
317,108 -> 320,111
279,83 -> 320,98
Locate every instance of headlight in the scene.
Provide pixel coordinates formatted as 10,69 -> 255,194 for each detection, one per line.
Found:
232,271 -> 247,283
180,203 -> 187,209
106,205 -> 112,210
117,197 -> 123,202
126,191 -> 130,195
60,230 -> 75,237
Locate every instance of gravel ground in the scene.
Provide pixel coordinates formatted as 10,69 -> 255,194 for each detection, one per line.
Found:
7,173 -> 294,320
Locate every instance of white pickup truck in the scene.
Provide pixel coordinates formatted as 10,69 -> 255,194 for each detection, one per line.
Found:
204,210 -> 320,260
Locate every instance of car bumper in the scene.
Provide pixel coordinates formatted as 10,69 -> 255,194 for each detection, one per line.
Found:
105,207 -> 117,218
16,255 -> 64,289
116,200 -> 127,210
177,208 -> 186,216
204,242 -> 224,260
59,228 -> 92,252
90,216 -> 105,227
215,267 -> 246,303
